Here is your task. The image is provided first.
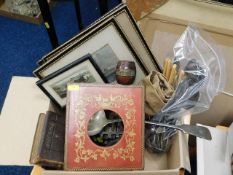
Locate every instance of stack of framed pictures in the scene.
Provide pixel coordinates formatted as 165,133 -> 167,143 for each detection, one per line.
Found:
34,3 -> 161,108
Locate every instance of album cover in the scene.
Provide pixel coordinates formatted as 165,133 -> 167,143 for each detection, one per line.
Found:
65,84 -> 144,171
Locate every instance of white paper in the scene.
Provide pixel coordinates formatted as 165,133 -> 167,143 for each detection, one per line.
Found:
0,76 -> 50,165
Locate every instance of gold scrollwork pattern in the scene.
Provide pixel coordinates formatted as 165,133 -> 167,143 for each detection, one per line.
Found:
74,94 -> 136,163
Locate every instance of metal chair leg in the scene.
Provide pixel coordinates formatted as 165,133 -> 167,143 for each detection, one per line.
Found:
73,0 -> 84,31
98,0 -> 108,15
37,0 -> 59,49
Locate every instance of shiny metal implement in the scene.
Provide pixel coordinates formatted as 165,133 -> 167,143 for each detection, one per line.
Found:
145,121 -> 212,140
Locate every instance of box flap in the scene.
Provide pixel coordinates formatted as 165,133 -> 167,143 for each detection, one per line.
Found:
149,0 -> 233,36
178,132 -> 190,172
0,76 -> 50,165
225,123 -> 233,174
197,124 -> 231,175
178,114 -> 191,172
124,0 -> 168,21
227,123 -> 233,156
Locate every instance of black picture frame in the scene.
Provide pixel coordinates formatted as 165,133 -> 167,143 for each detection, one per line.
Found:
33,20 -> 148,85
37,3 -> 126,66
36,54 -> 107,108
34,5 -> 161,79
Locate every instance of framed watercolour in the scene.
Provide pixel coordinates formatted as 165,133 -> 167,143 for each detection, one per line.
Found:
65,84 -> 144,170
34,20 -> 147,84
34,5 -> 161,79
36,54 -> 107,108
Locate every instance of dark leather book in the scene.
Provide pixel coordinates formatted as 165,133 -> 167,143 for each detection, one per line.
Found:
30,111 -> 65,169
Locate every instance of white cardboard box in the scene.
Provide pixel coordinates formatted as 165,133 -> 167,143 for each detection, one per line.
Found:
197,123 -> 233,175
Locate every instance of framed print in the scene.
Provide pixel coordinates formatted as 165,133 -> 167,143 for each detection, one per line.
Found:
34,20 -> 147,84
37,3 -> 126,66
36,54 -> 107,108
34,5 -> 161,76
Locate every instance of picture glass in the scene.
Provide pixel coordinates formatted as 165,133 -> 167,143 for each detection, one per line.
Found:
91,44 -> 119,83
51,68 -> 97,99
42,60 -> 104,107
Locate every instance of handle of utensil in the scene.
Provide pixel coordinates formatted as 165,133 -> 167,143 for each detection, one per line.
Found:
145,121 -> 180,130
108,119 -> 123,124
145,121 -> 212,140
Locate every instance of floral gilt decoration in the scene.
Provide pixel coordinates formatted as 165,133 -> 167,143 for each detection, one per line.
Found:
74,94 -> 137,163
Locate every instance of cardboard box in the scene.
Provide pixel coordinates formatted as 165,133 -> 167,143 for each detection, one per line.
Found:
41,132 -> 190,175
123,0 -> 168,21
44,98 -> 191,174
0,76 -> 190,174
40,102 -> 191,174
196,123 -> 233,175
139,0 -> 233,126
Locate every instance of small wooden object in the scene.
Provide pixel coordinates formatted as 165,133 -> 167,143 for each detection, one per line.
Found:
163,58 -> 169,75
165,59 -> 172,79
163,58 -> 177,86
168,64 -> 177,84
116,60 -> 136,85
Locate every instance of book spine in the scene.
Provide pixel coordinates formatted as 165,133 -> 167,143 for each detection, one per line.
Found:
64,88 -> 71,170
30,113 -> 46,164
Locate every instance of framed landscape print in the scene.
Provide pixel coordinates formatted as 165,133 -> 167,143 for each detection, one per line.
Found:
36,54 -> 107,108
34,20 -> 148,84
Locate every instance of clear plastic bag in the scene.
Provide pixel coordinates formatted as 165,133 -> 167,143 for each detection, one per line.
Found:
145,25 -> 226,153
162,25 -> 226,118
